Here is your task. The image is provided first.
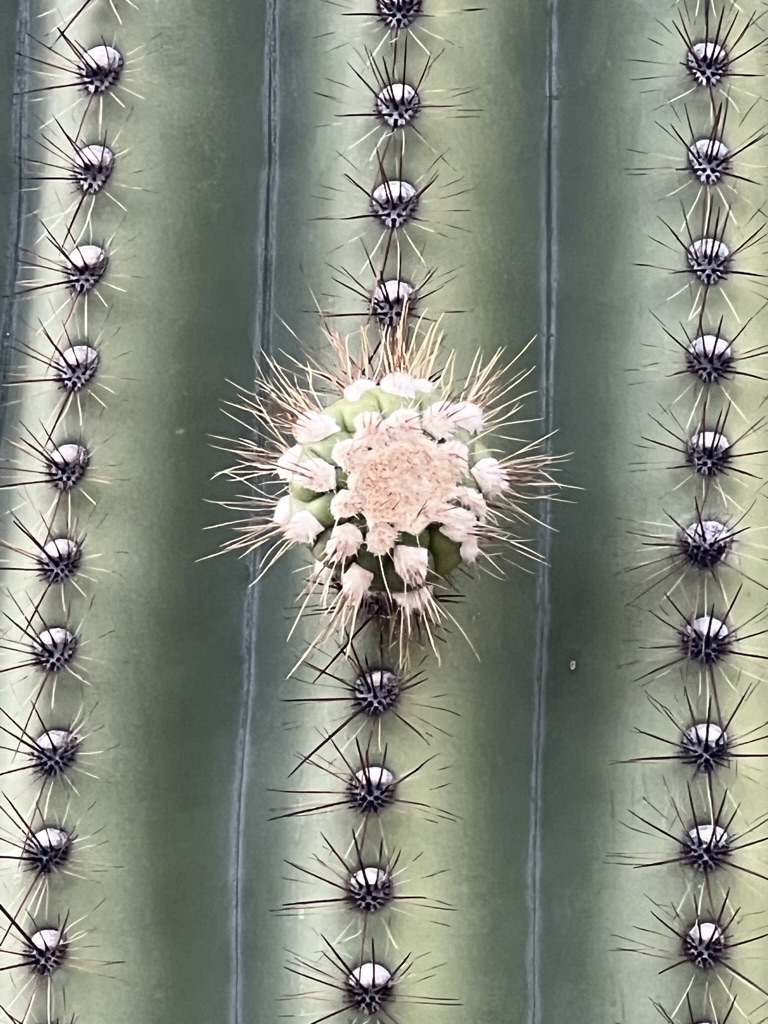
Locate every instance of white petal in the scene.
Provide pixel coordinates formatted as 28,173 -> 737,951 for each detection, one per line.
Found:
421,402 -> 457,441
331,489 -> 359,520
341,563 -> 374,603
456,486 -> 488,520
277,449 -> 336,493
272,495 -> 293,526
299,457 -> 337,494
325,523 -> 364,562
471,457 -> 509,499
276,444 -> 304,482
383,406 -> 421,431
392,545 -> 429,586
422,399 -> 484,439
344,378 -> 377,402
393,585 -> 435,617
353,410 -> 383,437
294,411 -> 340,445
282,510 -> 324,545
379,372 -> 417,398
366,523 -> 398,556
443,439 -> 469,460
438,506 -> 477,543
460,536 -> 481,563
331,438 -> 355,472
450,401 -> 484,434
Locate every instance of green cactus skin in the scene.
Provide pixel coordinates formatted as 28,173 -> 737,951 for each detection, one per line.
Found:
0,0 -> 265,1020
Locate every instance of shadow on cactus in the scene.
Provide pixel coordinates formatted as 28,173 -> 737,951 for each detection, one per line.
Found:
209,312 -> 566,655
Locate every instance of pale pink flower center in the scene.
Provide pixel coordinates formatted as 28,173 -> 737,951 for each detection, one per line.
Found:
283,510 -> 324,544
341,424 -> 466,536
393,545 -> 429,585
471,457 -> 509,499
294,411 -> 340,445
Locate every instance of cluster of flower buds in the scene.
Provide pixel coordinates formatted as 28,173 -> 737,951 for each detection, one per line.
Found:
273,368 -> 509,621
217,320 -> 560,646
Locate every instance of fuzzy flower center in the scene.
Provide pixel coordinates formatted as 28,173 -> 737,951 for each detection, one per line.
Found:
344,425 -> 463,533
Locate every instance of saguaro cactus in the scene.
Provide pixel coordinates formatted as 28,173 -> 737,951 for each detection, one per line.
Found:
2,1 -> 765,1024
